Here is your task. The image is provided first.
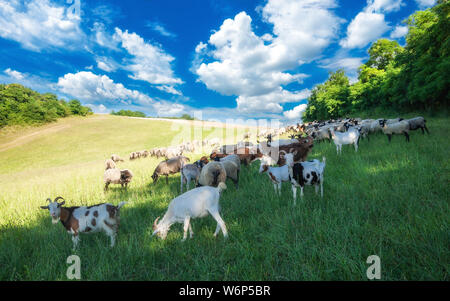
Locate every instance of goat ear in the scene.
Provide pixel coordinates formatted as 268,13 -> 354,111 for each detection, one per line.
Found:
40,206 -> 49,210
58,201 -> 65,207
151,229 -> 159,237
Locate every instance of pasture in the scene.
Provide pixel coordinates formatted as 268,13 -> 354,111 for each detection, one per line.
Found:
0,114 -> 448,280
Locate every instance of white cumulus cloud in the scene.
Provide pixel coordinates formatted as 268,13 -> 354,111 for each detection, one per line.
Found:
57,71 -> 153,105
194,0 -> 342,115
112,28 -> 183,95
4,68 -> 25,80
415,0 -> 436,8
283,103 -> 308,120
390,25 -> 408,39
0,0 -> 84,51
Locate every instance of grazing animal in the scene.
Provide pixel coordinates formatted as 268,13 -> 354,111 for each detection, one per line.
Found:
152,183 -> 228,240
291,157 -> 326,205
259,153 -> 296,203
104,168 -> 133,190
152,156 -> 190,184
198,161 -> 227,187
111,154 -> 124,162
276,137 -> 314,163
406,116 -> 429,134
105,159 -> 116,170
40,197 -> 126,249
329,128 -> 360,154
180,156 -> 209,193
379,119 -> 410,142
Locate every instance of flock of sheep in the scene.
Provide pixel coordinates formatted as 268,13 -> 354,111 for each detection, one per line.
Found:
40,115 -> 429,249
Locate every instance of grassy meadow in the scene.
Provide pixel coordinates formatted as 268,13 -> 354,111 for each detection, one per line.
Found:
0,114 -> 448,280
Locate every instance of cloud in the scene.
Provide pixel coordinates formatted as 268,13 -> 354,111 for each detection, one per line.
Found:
0,0 -> 85,51
390,25 -> 408,39
85,103 -> 109,114
113,28 -> 183,94
91,22 -> 119,50
283,103 -> 307,120
319,56 -> 365,82
339,0 -> 406,49
57,71 -> 153,105
236,88 -> 311,113
340,12 -> 390,48
4,68 -> 25,80
96,56 -> 120,72
146,21 -> 177,38
153,102 -> 185,117
415,0 -> 436,8
194,0 -> 341,115
366,0 -> 404,13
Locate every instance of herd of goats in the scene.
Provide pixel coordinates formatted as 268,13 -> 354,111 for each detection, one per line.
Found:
40,116 -> 429,249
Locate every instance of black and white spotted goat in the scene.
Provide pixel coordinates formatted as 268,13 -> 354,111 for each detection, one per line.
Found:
40,197 -> 126,249
291,157 -> 326,204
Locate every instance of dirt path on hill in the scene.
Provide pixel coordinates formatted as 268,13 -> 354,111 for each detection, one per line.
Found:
0,124 -> 70,152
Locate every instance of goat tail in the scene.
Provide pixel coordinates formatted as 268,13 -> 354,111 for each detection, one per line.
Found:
218,182 -> 227,192
322,157 -> 326,165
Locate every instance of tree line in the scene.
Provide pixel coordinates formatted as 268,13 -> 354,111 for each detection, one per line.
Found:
304,0 -> 449,121
0,83 -> 92,128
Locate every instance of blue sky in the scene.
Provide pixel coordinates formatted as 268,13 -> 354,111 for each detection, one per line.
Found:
0,0 -> 436,122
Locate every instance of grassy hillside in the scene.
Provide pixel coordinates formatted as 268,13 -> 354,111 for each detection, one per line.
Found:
0,114 -> 448,280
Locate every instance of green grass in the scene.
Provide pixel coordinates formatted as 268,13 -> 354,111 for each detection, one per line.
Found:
0,114 -> 448,280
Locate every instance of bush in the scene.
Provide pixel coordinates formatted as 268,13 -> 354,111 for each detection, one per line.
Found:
0,83 -> 92,128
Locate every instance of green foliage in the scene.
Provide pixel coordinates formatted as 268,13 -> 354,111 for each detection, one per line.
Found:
304,2 -> 449,121
304,69 -> 350,120
111,110 -> 147,118
158,113 -> 197,120
0,83 -> 92,128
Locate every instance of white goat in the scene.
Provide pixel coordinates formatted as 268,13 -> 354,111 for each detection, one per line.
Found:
152,183 -> 228,241
259,152 -> 296,203
329,127 -> 360,154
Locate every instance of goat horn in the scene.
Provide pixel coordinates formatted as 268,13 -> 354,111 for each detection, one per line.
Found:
153,216 -> 160,230
54,196 -> 65,203
47,198 -> 52,203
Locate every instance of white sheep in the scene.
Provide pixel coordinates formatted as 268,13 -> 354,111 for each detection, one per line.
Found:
152,183 -> 228,241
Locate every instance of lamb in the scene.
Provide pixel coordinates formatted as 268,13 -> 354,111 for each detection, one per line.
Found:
152,156 -> 190,184
291,157 -> 326,204
180,156 -> 209,193
329,127 -> 360,154
111,154 -> 124,162
105,159 -> 116,170
406,116 -> 429,134
259,153 -> 297,204
379,119 -> 410,142
198,161 -> 227,188
104,168 -> 133,190
40,196 -> 126,249
152,183 -> 228,240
